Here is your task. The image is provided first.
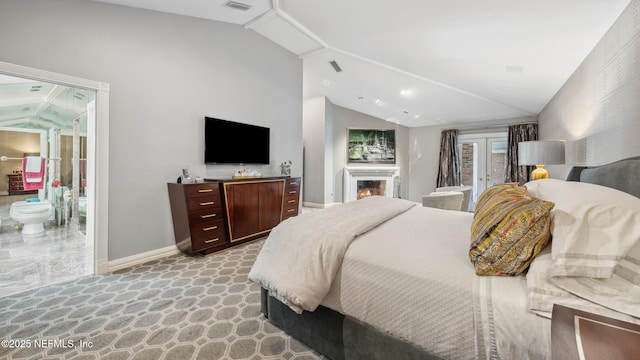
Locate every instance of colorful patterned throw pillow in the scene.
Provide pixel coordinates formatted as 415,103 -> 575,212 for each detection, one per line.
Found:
469,183 -> 555,276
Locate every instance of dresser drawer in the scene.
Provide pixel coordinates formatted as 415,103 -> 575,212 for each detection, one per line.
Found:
282,205 -> 298,219
187,195 -> 221,212
184,183 -> 220,198
188,208 -> 223,224
284,185 -> 300,198
283,194 -> 299,207
190,220 -> 227,251
285,178 -> 301,187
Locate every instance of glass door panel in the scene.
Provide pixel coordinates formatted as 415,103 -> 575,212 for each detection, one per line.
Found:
489,138 -> 508,187
459,133 -> 507,210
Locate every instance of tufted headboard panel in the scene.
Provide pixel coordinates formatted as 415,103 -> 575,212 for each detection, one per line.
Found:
566,156 -> 640,198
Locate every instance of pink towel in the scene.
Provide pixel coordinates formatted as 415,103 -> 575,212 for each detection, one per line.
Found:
22,157 -> 46,191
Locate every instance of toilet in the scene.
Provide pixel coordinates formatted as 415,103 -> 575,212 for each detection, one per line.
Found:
10,200 -> 54,235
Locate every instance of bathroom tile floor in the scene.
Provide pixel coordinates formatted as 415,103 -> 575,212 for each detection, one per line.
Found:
0,202 -> 92,298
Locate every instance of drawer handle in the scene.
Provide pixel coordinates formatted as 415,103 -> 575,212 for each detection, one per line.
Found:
201,214 -> 217,219
200,201 -> 215,206
289,181 -> 298,185
202,226 -> 218,231
287,199 -> 296,203
286,209 -> 295,213
289,191 -> 297,194
204,238 -> 219,244
198,189 -> 213,193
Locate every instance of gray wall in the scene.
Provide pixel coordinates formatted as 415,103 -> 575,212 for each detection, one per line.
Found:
302,97 -> 332,205
302,97 -> 410,206
407,125 -> 443,203
539,0 -> 640,179
0,0 -> 302,261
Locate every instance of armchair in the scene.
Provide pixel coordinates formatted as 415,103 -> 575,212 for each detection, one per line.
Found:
422,191 -> 464,211
436,186 -> 472,212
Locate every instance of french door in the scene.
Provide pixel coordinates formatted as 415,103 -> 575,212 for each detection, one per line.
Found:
458,133 -> 507,210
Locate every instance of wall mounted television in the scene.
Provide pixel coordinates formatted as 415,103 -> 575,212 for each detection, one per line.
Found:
204,117 -> 270,165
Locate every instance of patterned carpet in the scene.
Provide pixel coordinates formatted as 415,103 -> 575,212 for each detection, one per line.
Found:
0,239 -> 325,360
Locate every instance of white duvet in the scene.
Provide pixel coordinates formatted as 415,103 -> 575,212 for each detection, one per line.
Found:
248,196 -> 416,313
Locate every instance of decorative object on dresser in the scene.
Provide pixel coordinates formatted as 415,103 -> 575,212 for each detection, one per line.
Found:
167,177 -> 301,255
7,173 -> 37,195
280,160 -> 292,176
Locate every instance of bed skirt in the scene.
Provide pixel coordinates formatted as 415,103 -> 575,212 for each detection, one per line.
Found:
261,288 -> 443,360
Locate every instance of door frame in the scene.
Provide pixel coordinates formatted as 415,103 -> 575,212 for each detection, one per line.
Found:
0,61 -> 110,275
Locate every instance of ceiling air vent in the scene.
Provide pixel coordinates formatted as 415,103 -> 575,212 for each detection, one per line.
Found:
224,1 -> 252,11
329,60 -> 342,72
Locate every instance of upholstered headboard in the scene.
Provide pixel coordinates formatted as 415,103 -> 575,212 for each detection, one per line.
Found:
566,156 -> 640,198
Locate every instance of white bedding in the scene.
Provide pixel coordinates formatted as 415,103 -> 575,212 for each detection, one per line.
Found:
248,196 -> 416,313
320,205 -> 551,360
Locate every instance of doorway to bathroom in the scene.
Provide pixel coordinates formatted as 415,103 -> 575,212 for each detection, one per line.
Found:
0,73 -> 94,297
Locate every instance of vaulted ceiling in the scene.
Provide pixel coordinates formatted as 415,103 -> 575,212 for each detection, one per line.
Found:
3,0 -> 631,129
0,74 -> 94,132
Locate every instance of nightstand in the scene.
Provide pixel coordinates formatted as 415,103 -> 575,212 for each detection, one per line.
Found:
551,304 -> 640,360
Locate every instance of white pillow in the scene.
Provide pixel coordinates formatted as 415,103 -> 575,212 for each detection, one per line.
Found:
524,179 -> 640,279
525,247 -> 640,321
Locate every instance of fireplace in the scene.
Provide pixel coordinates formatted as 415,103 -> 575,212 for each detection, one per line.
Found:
357,180 -> 386,199
344,166 -> 400,202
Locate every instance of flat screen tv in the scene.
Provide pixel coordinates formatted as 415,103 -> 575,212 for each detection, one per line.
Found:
204,117 -> 270,165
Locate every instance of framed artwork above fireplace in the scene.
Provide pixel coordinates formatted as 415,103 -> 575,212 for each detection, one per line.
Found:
347,128 -> 395,164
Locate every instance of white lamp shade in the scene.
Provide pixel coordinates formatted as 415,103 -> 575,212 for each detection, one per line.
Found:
518,140 -> 565,165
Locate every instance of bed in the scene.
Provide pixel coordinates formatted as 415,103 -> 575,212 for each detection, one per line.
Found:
249,157 -> 640,360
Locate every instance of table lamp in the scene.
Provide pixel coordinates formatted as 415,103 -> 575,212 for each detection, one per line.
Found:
518,140 -> 565,180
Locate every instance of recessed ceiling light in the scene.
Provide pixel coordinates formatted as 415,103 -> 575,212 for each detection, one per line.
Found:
505,64 -> 524,74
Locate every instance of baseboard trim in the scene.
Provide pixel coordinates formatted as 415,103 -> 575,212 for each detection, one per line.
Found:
96,259 -> 109,275
108,245 -> 180,273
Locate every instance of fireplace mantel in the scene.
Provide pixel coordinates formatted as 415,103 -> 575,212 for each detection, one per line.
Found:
343,166 -> 400,202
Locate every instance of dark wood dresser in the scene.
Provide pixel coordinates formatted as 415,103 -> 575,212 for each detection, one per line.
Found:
7,173 -> 37,195
167,182 -> 228,255
168,177 -> 301,255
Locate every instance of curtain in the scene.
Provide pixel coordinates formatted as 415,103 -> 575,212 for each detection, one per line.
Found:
505,123 -> 538,184
436,129 -> 460,187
